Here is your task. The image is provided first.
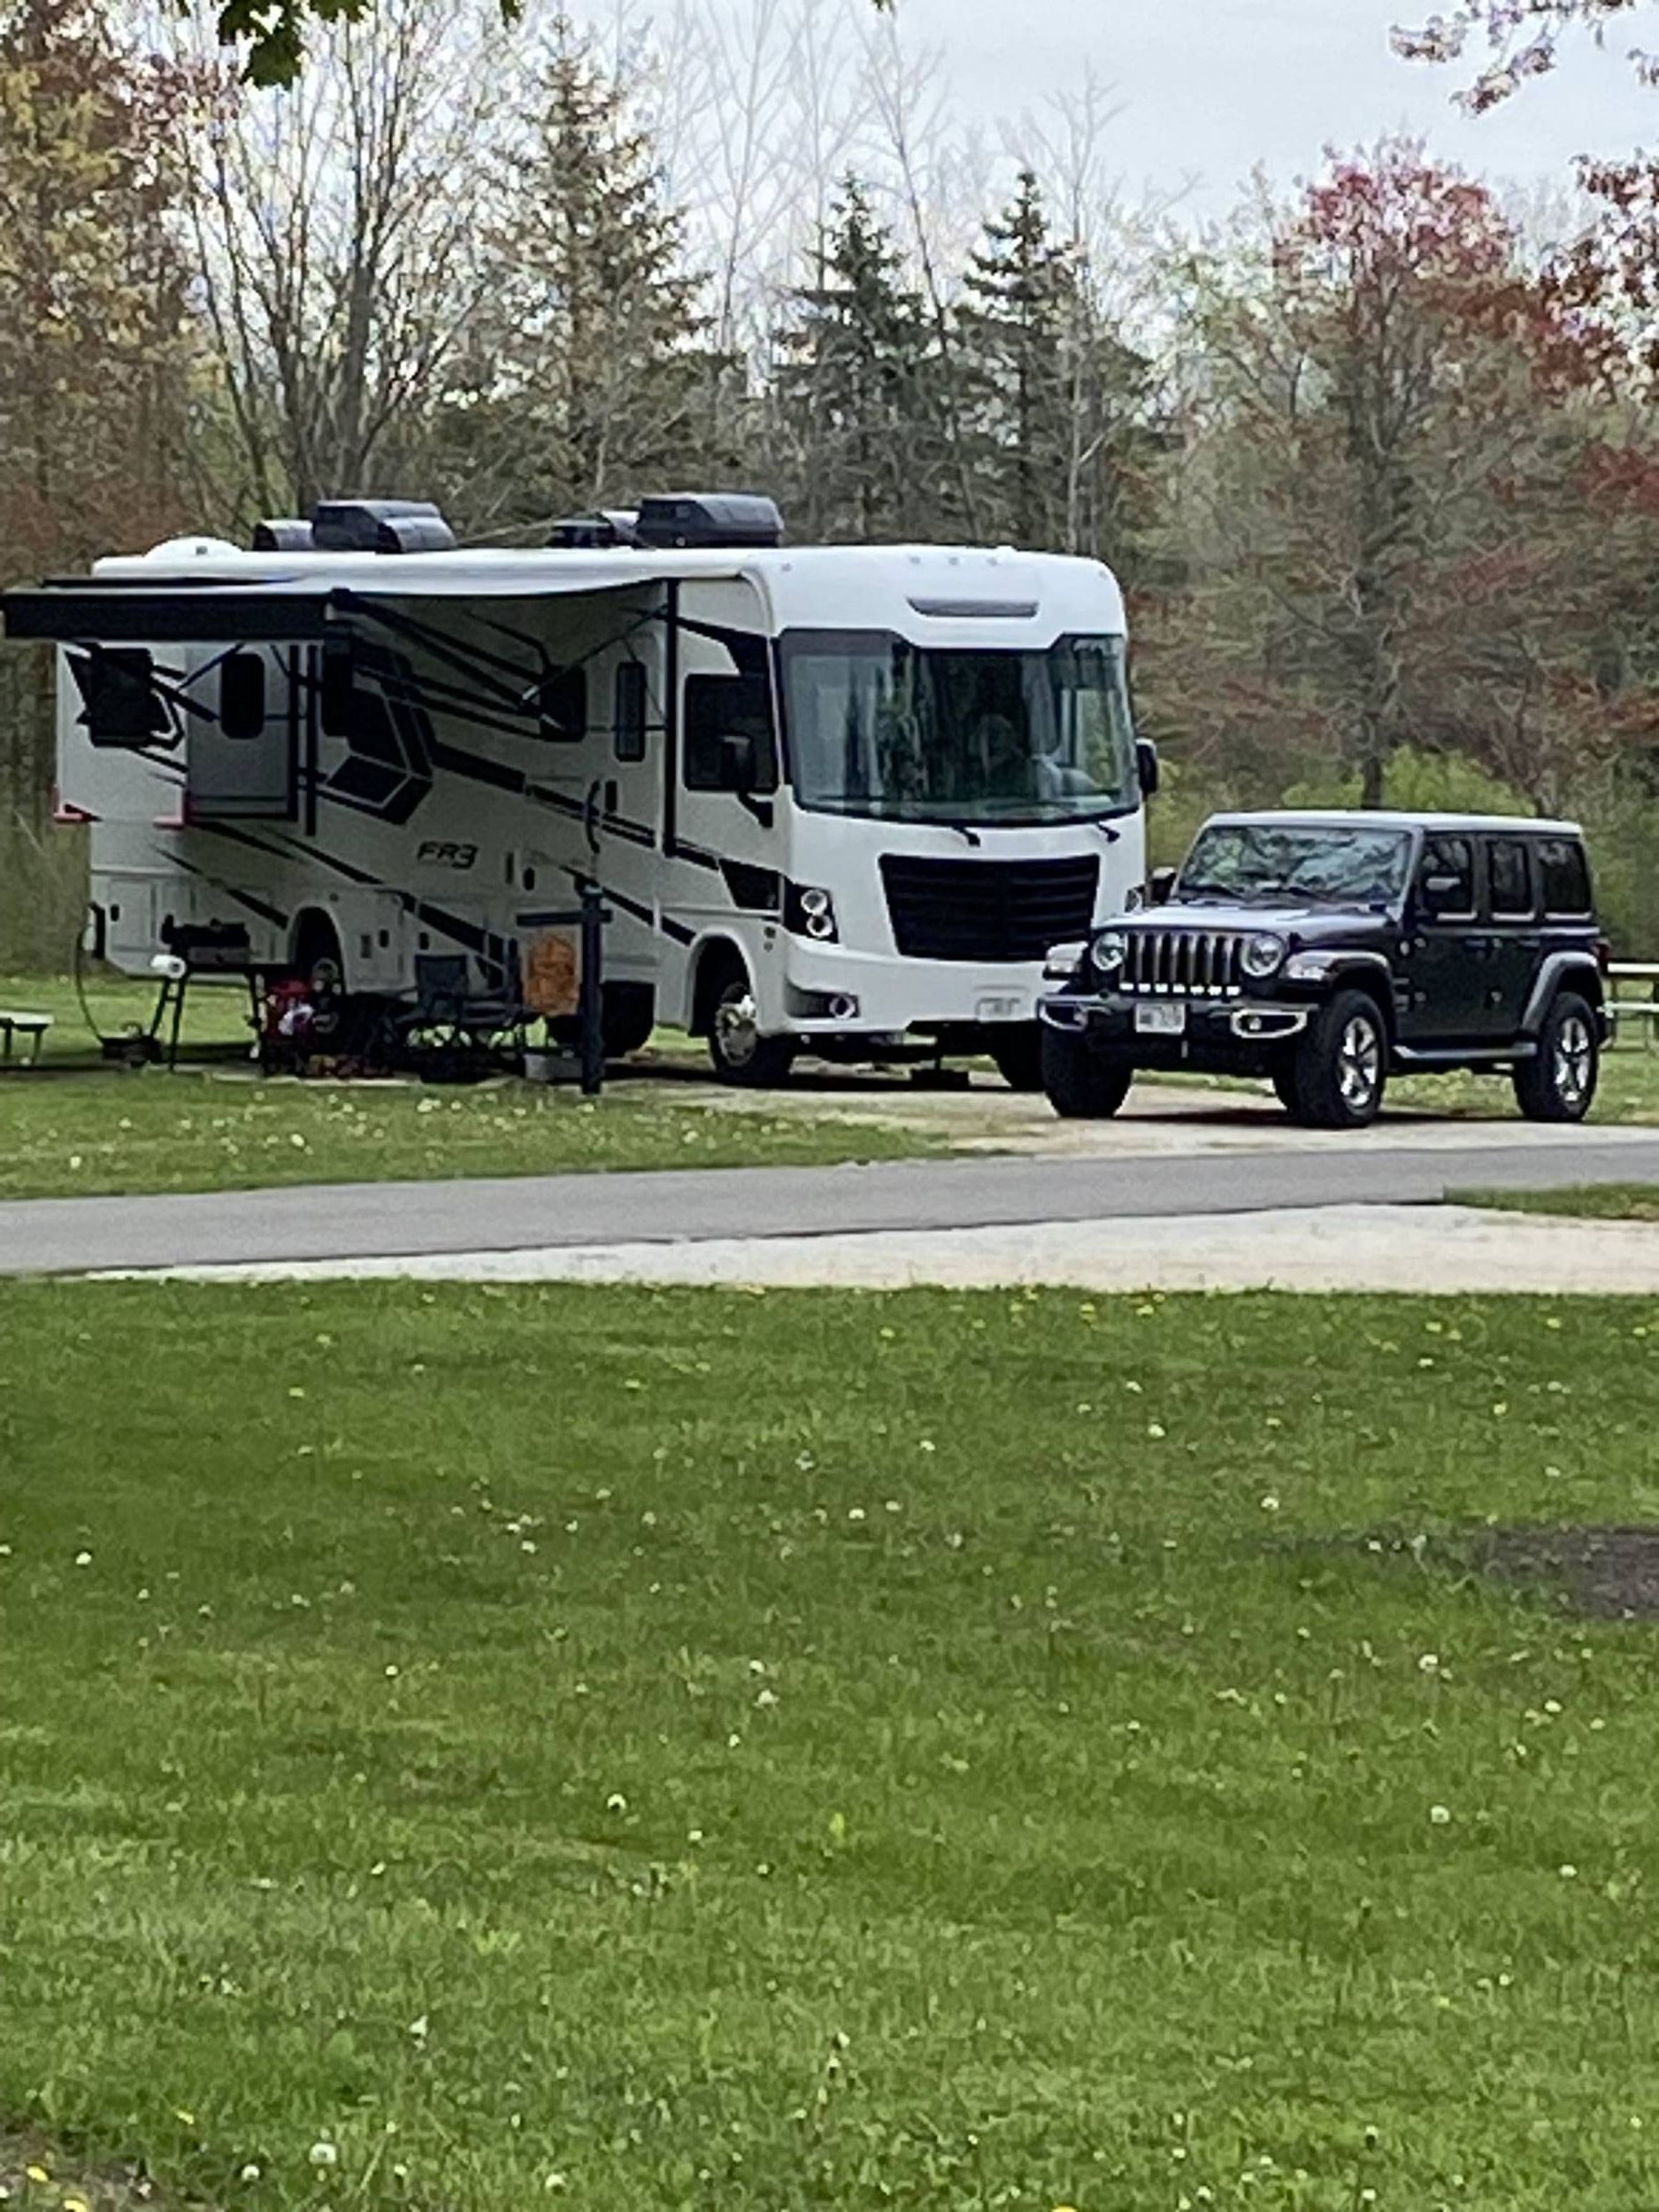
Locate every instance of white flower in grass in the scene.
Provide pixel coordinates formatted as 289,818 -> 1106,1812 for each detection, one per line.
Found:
74,1549 -> 93,1567
307,2140 -> 338,2169
1429,1804 -> 1452,1825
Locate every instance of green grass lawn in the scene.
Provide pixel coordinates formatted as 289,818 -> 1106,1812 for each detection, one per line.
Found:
0,974 -> 933,1196
4,1282 -> 1659,2211
1451,1183 -> 1659,1222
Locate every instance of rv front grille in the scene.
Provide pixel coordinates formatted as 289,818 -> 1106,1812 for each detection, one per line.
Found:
1121,929 -> 1248,996
879,854 -> 1100,964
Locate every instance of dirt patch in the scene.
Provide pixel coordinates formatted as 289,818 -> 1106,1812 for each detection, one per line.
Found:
1471,1525 -> 1659,1620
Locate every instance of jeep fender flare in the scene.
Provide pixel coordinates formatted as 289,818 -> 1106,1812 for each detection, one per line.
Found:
1519,951 -> 1603,1039
1307,950 -> 1397,1035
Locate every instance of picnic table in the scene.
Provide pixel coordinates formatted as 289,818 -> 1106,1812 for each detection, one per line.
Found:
0,1009 -> 52,1064
1609,962 -> 1659,1047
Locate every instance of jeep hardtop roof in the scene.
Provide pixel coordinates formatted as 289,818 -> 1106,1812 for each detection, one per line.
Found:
1199,809 -> 1583,839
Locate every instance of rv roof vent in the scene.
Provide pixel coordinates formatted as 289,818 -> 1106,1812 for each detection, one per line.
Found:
634,493 -> 783,549
549,509 -> 644,549
310,499 -> 457,554
251,518 -> 314,552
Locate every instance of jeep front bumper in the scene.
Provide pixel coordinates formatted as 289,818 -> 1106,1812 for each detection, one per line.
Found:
1037,990 -> 1317,1050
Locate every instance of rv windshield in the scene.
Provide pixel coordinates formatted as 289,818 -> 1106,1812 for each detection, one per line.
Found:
779,630 -> 1137,825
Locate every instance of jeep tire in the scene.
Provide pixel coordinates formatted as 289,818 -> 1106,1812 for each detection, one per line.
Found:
1513,989 -> 1598,1124
1286,987 -> 1387,1129
1041,1025 -> 1134,1119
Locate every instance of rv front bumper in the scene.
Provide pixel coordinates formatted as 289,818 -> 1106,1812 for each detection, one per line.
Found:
777,944 -> 1041,1033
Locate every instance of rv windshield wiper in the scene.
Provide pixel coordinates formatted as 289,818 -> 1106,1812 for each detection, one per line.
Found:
944,823 -> 982,848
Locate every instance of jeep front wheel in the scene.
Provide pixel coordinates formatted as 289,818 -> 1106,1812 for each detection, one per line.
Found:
1513,990 -> 1598,1124
1286,988 -> 1387,1129
1041,1026 -> 1134,1119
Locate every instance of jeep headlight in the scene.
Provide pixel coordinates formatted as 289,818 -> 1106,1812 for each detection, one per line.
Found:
1090,928 -> 1127,975
1240,931 -> 1286,980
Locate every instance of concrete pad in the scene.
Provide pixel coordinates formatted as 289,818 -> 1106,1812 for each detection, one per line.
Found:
99,1204 -> 1659,1296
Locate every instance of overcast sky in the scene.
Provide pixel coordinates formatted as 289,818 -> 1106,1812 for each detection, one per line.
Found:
899,0 -> 1657,216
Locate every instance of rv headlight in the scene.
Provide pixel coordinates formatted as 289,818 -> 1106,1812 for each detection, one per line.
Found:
1090,928 -> 1127,975
786,882 -> 839,943
1241,931 -> 1286,980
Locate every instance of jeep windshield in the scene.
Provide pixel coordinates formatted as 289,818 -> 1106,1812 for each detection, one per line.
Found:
1177,823 -> 1413,909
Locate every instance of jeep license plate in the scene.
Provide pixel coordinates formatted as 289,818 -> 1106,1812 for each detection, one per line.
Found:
1134,1001 -> 1187,1037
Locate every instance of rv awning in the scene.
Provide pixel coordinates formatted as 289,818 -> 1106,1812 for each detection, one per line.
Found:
2,561 -> 739,646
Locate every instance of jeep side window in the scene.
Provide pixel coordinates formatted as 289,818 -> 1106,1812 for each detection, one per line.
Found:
1487,837 -> 1533,919
1416,834 -> 1474,920
1538,836 -> 1593,918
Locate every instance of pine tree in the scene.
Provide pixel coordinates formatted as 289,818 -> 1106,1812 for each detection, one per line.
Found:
956,169 -> 1150,557
461,22 -> 713,528
772,179 -> 947,542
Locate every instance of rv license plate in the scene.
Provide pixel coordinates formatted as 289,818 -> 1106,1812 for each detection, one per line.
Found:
976,995 -> 1026,1023
1134,1000 -> 1187,1037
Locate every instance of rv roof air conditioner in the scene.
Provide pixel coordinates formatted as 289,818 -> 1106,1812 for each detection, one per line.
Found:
549,509 -> 645,549
251,518 -> 315,552
250,499 -> 457,555
634,494 -> 784,549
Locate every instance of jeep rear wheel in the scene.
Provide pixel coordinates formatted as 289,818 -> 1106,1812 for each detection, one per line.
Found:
1286,987 -> 1387,1129
1513,990 -> 1598,1123
1041,1026 -> 1133,1119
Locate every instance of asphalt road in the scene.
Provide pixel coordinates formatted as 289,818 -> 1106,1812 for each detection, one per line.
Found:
4,1133 -> 1659,1277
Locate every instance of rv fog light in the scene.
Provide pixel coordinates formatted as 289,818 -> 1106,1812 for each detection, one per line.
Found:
829,994 -> 858,1021
1241,932 -> 1286,980
1090,928 -> 1127,974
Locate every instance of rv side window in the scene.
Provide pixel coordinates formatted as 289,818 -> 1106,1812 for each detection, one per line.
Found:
221,651 -> 266,741
538,666 -> 587,742
73,647 -> 167,746
614,661 -> 647,763
684,672 -> 778,793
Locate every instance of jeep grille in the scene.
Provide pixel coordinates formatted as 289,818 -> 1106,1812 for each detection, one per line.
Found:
1122,929 -> 1247,997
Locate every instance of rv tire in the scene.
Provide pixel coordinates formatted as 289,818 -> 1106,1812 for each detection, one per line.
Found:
708,968 -> 796,1087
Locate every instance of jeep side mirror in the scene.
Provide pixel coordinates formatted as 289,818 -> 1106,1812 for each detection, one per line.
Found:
1148,866 -> 1177,906
1136,737 -> 1160,797
1418,871 -> 1464,917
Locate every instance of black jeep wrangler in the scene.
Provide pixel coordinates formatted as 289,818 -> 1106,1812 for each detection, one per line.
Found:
1037,810 -> 1609,1129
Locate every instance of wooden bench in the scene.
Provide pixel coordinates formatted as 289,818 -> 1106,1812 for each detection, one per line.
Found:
0,1010 -> 52,1064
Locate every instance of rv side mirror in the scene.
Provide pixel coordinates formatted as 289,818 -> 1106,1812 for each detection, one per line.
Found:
319,641 -> 355,737
721,730 -> 757,792
1136,737 -> 1160,797
1148,866 -> 1177,906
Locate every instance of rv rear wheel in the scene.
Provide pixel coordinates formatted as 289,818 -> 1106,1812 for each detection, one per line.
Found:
709,972 -> 796,1087
602,982 -> 656,1058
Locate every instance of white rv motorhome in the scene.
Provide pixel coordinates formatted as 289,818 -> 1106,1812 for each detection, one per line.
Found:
4,494 -> 1156,1084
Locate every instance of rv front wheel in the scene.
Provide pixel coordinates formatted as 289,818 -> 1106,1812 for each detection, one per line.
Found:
987,1023 -> 1046,1092
709,972 -> 796,1087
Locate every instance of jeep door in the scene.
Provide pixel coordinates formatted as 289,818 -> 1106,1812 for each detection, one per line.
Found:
1398,833 -> 1486,1046
1478,833 -> 1541,1039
